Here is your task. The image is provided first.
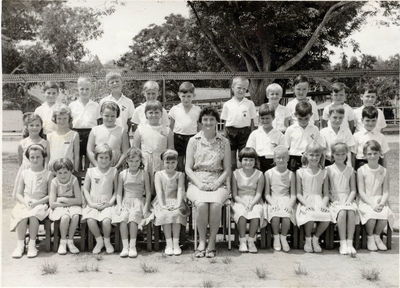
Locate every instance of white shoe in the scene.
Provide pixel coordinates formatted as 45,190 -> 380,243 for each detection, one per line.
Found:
58,241 -> 67,255
92,238 -> 104,254
312,236 -> 322,253
304,238 -> 313,253
273,235 -> 281,251
67,240 -> 80,254
280,235 -> 290,252
173,243 -> 182,256
247,238 -> 258,253
346,239 -> 356,255
238,238 -> 248,253
374,235 -> 387,251
367,236 -> 378,251
165,245 -> 174,256
339,240 -> 348,255
105,243 -> 114,254
120,248 -> 129,258
128,246 -> 137,258
12,246 -> 24,258
27,244 -> 38,258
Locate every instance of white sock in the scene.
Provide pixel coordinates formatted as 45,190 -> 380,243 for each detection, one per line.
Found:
95,236 -> 103,245
173,238 -> 180,248
129,239 -> 136,248
104,237 -> 112,246
166,238 -> 173,248
28,239 -> 36,248
122,239 -> 129,249
17,240 -> 25,248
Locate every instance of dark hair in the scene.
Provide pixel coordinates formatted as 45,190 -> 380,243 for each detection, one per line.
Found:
238,147 -> 258,162
52,158 -> 74,172
198,106 -> 220,123
144,100 -> 163,114
328,104 -> 345,115
126,147 -> 144,169
362,106 -> 378,119
293,75 -> 309,86
43,81 -> 59,92
179,82 -> 195,93
101,101 -> 120,118
22,113 -> 44,138
161,149 -> 179,161
331,82 -> 348,93
25,144 -> 47,165
295,101 -> 312,117
363,140 -> 382,155
362,84 -> 377,95
258,103 -> 275,118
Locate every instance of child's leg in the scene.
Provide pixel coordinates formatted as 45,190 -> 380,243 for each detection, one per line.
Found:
172,223 -> 182,255
27,217 -> 39,257
196,203 -> 209,251
337,210 -> 347,240
208,203 -> 222,250
87,219 -> 103,254
271,217 -> 280,235
120,221 -> 128,240
128,222 -> 138,258
163,224 -> 173,255
313,221 -> 329,253
346,211 -> 356,240
280,218 -> 291,252
373,219 -> 388,250
303,222 -> 314,253
66,214 -> 80,254
248,219 -> 259,238
13,219 -> 28,258
60,215 -> 70,240
102,218 -> 114,254
238,217 -> 247,238
365,219 -> 376,236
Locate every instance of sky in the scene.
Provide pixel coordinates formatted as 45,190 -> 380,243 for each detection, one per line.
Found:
75,0 -> 400,65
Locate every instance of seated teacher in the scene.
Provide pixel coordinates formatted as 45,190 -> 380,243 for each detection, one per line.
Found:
185,106 -> 231,258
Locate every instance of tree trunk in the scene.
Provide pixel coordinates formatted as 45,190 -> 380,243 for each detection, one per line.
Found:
249,79 -> 273,106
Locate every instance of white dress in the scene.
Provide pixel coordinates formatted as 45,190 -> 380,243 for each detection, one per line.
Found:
49,175 -> 82,220
153,171 -> 188,226
357,165 -> 394,228
231,169 -> 266,227
10,169 -> 51,231
295,168 -> 331,226
12,137 -> 48,197
81,167 -> 117,221
47,130 -> 78,169
265,167 -> 296,224
91,125 -> 124,167
327,164 -> 357,223
112,169 -> 150,227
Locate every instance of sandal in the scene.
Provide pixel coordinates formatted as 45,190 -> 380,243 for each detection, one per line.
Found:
194,249 -> 206,258
205,249 -> 216,258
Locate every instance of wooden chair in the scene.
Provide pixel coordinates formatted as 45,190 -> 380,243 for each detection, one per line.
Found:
34,218 -> 52,252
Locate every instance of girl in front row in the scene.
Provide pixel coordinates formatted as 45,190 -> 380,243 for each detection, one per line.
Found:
357,140 -> 394,251
296,142 -> 331,253
49,158 -> 82,255
326,142 -> 357,255
113,148 -> 151,258
82,144 -> 117,254
153,150 -> 188,256
231,147 -> 265,254
265,146 -> 296,252
10,144 -> 52,258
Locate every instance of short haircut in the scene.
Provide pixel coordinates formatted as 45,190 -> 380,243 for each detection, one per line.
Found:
231,76 -> 249,88
238,147 -> 258,162
77,76 -> 92,86
273,145 -> 289,158
144,100 -> 163,113
331,82 -> 348,93
94,143 -> 113,160
293,75 -> 309,86
362,106 -> 378,119
143,80 -> 159,91
100,101 -> 120,118
328,104 -> 345,115
258,103 -> 275,118
43,81 -> 59,92
126,147 -> 144,169
198,106 -> 220,123
52,158 -> 74,172
105,71 -> 122,84
25,143 -> 47,160
51,104 -> 73,125
266,83 -> 283,96
295,101 -> 312,117
362,84 -> 377,95
179,82 -> 195,93
161,149 -> 179,161
301,142 -> 325,167
331,142 -> 349,155
363,140 -> 382,155
22,113 -> 44,138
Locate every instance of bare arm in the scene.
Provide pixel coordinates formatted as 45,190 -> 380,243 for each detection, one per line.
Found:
357,168 -> 374,207
73,132 -> 80,172
176,172 -> 185,207
86,130 -> 97,167
154,172 -> 166,208
296,171 -> 308,207
264,172 -> 274,205
232,172 -> 243,205
185,139 -> 204,188
322,174 -> 329,207
83,173 -> 95,208
169,117 -> 175,132
115,129 -> 129,169
15,175 -> 26,203
107,171 -> 118,206
132,129 -> 141,149
382,152 -> 388,168
289,171 -> 297,207
167,130 -> 174,150
49,180 -> 62,209
116,173 -> 124,207
143,171 -> 151,212
250,173 -> 264,207
379,171 -> 390,206
213,140 -> 231,189
346,171 -> 357,203
284,116 -> 290,131
45,142 -> 50,168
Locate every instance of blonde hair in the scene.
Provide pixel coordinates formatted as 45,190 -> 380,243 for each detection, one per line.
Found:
77,76 -> 92,86
273,145 -> 289,158
94,143 -> 113,160
161,149 -> 179,161
231,76 -> 249,88
126,147 -> 144,169
105,71 -> 122,84
143,80 -> 159,92
51,104 -> 73,125
301,142 -> 325,167
266,83 -> 283,96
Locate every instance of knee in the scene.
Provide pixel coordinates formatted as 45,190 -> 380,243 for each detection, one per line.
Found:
61,215 -> 71,222
102,218 -> 111,226
28,216 -> 39,223
71,214 -> 80,221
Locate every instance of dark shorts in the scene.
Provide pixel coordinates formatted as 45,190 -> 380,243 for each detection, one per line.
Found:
225,126 -> 251,151
324,159 -> 333,167
174,133 -> 195,156
73,128 -> 91,157
288,155 -> 302,173
258,157 -> 274,173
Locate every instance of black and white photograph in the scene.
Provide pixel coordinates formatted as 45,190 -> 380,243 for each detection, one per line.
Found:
1,0 -> 399,286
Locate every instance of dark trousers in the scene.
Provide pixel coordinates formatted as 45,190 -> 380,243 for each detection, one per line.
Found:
288,155 -> 302,173
258,157 -> 274,173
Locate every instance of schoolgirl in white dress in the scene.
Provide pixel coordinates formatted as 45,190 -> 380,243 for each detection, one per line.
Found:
296,142 -> 331,253
265,146 -> 296,252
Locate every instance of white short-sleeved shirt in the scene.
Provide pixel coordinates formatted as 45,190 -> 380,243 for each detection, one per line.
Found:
99,94 -> 135,131
353,105 -> 387,133
284,123 -> 325,156
34,102 -> 57,135
69,99 -> 100,128
286,97 -> 320,124
168,103 -> 201,135
320,126 -> 355,160
47,130 -> 79,166
353,130 -> 390,159
246,127 -> 285,158
272,104 -> 291,133
221,97 -> 257,128
131,102 -> 170,127
322,103 -> 355,130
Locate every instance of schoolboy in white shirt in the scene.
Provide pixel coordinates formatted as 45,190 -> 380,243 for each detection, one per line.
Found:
284,101 -> 325,172
99,72 -> 135,133
246,103 -> 285,172
69,77 -> 101,171
266,83 -> 290,133
353,106 -> 389,170
221,76 -> 257,169
34,81 -> 59,136
169,82 -> 201,171
322,82 -> 355,133
354,86 -> 387,133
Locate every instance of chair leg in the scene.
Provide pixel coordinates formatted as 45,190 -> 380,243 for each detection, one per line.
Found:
222,206 -> 226,241
299,226 -> 305,249
233,223 -> 239,248
180,224 -> 187,250
154,224 -> 160,251
146,224 -> 152,252
353,225 -> 360,250
114,225 -> 121,252
361,226 -> 367,249
80,221 -> 87,252
53,221 -> 60,252
386,225 -> 392,250
227,206 -> 231,250
44,218 -> 52,252
292,224 -> 299,249
260,227 -> 266,249
88,229 -> 94,252
266,224 -> 272,249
